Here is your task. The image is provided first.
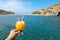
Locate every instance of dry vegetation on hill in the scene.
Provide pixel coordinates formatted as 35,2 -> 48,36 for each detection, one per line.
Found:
0,10 -> 15,15
32,3 -> 60,16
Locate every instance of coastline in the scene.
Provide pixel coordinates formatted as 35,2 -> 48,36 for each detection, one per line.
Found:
0,14 -> 57,16
0,14 -> 41,16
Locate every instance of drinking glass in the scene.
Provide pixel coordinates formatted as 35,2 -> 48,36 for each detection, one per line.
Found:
16,16 -> 25,36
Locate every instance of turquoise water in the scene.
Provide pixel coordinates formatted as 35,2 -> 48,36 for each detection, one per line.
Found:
0,15 -> 60,40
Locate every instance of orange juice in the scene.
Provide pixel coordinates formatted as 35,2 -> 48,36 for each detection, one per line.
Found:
16,21 -> 25,31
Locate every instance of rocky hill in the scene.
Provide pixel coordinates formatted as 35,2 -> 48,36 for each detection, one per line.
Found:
32,3 -> 60,16
0,10 -> 15,15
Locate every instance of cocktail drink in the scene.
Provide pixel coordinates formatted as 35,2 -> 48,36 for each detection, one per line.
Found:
16,16 -> 25,35
16,21 -> 25,31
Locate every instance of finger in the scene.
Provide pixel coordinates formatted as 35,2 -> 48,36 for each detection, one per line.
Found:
13,29 -> 19,32
16,31 -> 20,34
11,29 -> 17,31
14,29 -> 18,31
18,33 -> 21,36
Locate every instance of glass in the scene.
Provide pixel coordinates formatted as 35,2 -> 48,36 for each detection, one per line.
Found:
16,16 -> 25,36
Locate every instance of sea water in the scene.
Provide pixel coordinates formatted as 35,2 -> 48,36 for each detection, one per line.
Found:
0,15 -> 60,40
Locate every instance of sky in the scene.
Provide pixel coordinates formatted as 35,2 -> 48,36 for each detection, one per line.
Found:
0,0 -> 60,14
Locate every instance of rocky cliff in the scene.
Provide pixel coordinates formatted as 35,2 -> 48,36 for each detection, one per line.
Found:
32,3 -> 60,16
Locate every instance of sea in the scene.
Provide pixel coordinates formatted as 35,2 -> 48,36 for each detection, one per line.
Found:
0,15 -> 60,40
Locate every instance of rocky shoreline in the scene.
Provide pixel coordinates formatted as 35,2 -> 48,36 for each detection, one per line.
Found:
32,3 -> 60,16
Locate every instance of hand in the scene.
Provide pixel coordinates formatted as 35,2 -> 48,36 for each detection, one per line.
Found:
6,29 -> 20,40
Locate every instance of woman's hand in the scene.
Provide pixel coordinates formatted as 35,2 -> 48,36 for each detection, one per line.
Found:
6,29 -> 20,40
